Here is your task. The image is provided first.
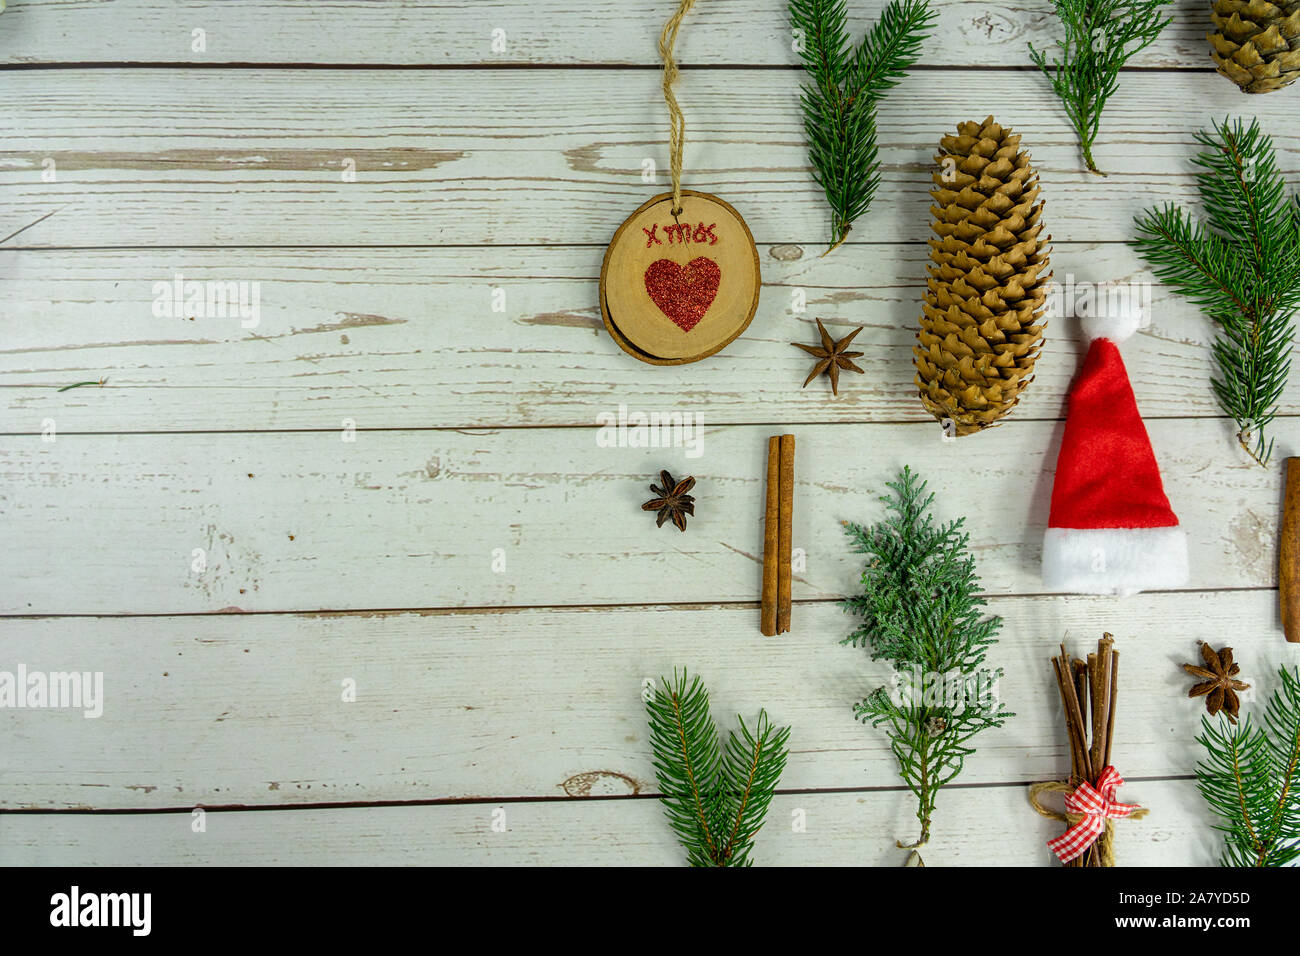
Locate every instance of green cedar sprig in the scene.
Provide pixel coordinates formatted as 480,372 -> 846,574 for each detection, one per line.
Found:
1028,0 -> 1174,175
1194,666 -> 1300,867
644,669 -> 791,867
789,0 -> 935,254
1134,118 -> 1300,467
841,467 -> 1012,865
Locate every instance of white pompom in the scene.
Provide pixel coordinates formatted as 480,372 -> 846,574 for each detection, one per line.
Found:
1076,282 -> 1145,344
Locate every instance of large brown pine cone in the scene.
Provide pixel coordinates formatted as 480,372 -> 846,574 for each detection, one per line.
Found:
1210,0 -> 1300,93
914,116 -> 1051,436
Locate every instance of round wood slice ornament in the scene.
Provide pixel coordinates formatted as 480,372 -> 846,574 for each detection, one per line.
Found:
601,189 -> 760,365
599,0 -> 762,365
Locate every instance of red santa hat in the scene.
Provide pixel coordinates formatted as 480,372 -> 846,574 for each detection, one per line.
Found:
1042,286 -> 1188,595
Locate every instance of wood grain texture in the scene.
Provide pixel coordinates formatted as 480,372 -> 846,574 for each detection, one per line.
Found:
0,780 -> 1217,866
4,70 -> 1297,248
0,0 -> 1218,68
0,420 -> 1286,616
2,244 -> 1289,433
1,0 -> 1294,869
0,592 -> 1288,811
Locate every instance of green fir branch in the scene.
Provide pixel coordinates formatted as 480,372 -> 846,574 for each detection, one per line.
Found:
1028,0 -> 1174,175
841,467 -> 1012,864
1195,666 -> 1300,867
645,669 -> 791,867
1261,667 -> 1300,864
715,710 -> 792,867
789,0 -> 934,254
1134,118 -> 1300,467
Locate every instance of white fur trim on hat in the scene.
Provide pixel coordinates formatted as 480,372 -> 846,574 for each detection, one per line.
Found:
1076,282 -> 1145,344
1042,526 -> 1189,596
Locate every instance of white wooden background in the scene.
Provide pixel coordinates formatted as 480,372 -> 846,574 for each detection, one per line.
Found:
1,0 -> 1298,866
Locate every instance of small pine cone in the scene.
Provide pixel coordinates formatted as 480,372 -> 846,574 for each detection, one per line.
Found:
1209,0 -> 1300,93
914,116 -> 1051,436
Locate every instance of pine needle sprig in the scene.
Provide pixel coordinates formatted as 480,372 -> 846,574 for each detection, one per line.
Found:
645,669 -> 792,867
1134,118 -> 1300,467
789,0 -> 935,254
1194,666 -> 1300,867
841,467 -> 1012,864
1028,0 -> 1174,175
716,711 -> 790,866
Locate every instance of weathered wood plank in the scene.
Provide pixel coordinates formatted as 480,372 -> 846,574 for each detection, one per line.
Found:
0,780 -> 1214,865
0,420 -> 1283,616
4,70 -> 1294,248
0,592 -> 1287,811
0,0 -> 1218,69
1,244 -> 1277,433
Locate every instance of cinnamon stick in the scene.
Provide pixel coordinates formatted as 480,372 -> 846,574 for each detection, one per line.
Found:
1073,658 -> 1089,746
1104,648 -> 1120,769
1059,646 -> 1092,784
1094,635 -> 1115,773
777,434 -> 794,634
760,436 -> 780,636
1056,648 -> 1091,867
1052,657 -> 1083,785
1087,652 -> 1108,781
1281,457 -> 1300,643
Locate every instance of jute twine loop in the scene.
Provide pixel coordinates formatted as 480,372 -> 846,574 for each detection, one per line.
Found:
1028,780 -> 1150,868
658,0 -> 698,217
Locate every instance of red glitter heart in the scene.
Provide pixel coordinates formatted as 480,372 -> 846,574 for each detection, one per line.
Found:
643,257 -> 721,332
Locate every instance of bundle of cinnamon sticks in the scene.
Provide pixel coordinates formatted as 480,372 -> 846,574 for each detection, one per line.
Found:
761,434 -> 794,636
1050,634 -> 1119,867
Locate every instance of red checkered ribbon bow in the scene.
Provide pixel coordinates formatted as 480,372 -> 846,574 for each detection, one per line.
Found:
1047,766 -> 1142,863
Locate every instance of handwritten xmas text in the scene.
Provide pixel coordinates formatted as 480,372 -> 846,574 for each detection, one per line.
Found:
643,221 -> 719,247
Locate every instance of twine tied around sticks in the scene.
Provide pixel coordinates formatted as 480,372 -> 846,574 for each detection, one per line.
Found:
658,0 -> 698,216
1029,779 -> 1149,868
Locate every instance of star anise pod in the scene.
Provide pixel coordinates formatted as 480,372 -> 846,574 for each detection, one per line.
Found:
791,318 -> 865,396
1183,642 -> 1250,723
641,470 -> 695,532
